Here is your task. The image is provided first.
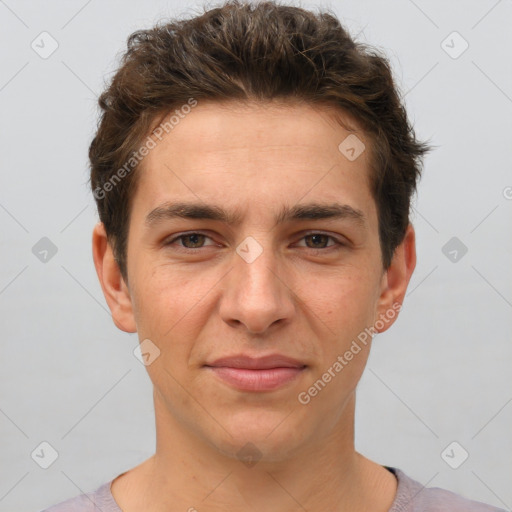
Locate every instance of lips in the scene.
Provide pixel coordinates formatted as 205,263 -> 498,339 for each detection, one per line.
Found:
206,354 -> 306,370
204,354 -> 307,391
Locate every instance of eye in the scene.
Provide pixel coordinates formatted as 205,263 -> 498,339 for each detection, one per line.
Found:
296,233 -> 343,250
165,232 -> 216,250
164,231 -> 346,252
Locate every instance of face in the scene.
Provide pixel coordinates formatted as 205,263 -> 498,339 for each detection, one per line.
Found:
103,100 -> 410,463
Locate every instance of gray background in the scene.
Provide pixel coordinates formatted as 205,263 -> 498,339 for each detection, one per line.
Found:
1,0 -> 511,510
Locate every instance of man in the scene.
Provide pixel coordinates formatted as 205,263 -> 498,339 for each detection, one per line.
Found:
43,1 -> 504,510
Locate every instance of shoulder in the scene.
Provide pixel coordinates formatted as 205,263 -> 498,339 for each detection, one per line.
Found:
40,480 -> 119,512
389,467 -> 506,512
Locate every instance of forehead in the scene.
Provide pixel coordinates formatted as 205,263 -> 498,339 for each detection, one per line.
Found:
146,99 -> 369,167
134,100 -> 376,226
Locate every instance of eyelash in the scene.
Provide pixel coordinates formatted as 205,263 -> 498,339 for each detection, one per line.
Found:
164,231 -> 346,253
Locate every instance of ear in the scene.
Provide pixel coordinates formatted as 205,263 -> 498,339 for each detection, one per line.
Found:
92,222 -> 137,333
374,223 -> 416,334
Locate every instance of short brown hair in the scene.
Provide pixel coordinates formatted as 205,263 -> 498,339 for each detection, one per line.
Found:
89,0 -> 430,280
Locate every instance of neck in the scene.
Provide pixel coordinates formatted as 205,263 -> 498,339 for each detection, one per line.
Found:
111,391 -> 397,512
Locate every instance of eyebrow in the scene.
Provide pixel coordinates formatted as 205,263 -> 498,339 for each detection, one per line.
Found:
145,201 -> 366,228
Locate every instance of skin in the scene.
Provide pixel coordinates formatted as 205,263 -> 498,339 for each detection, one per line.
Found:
93,100 -> 416,511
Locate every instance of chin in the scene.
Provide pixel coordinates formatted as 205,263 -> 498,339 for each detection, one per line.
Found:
206,409 -> 310,463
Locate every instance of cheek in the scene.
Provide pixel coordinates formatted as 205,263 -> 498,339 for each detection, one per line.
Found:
305,267 -> 379,337
130,264 -> 219,357
296,274 -> 377,418
130,265 -> 188,339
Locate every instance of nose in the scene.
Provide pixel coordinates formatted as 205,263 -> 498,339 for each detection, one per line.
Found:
218,239 -> 296,335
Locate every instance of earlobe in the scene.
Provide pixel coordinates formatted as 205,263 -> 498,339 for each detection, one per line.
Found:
375,224 -> 416,333
92,222 -> 137,333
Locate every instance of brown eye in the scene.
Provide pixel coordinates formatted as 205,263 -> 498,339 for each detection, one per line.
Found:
179,233 -> 207,248
165,232 -> 215,250
295,232 -> 345,252
304,234 -> 331,249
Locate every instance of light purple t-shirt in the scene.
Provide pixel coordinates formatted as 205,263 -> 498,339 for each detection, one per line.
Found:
40,466 -> 506,511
